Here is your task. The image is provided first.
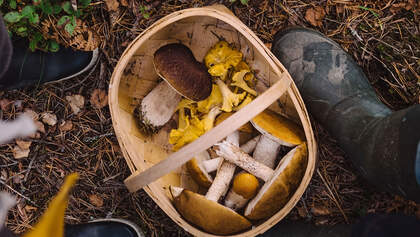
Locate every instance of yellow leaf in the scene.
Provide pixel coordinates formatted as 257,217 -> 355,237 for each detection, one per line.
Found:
24,173 -> 79,237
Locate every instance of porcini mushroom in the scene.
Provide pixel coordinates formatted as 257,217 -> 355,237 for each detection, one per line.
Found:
205,134 -> 261,202
134,43 -> 212,134
215,141 -> 308,220
170,187 -> 251,235
252,109 -> 305,168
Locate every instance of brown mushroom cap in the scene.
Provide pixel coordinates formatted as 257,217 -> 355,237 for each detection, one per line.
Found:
251,110 -> 305,147
154,43 -> 212,101
186,151 -> 213,188
244,143 -> 308,220
171,187 -> 252,235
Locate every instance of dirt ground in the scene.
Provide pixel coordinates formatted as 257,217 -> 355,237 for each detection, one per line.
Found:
1,1 -> 419,236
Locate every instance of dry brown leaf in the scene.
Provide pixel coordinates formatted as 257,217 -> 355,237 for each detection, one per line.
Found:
16,140 -> 32,150
66,95 -> 85,115
89,194 -> 104,207
13,146 -> 30,159
35,121 -> 46,133
297,206 -> 307,217
305,6 -> 326,27
59,120 -> 73,132
90,89 -> 108,109
105,0 -> 119,11
311,206 -> 330,216
41,112 -> 57,126
24,109 -> 39,121
24,205 -> 38,212
119,0 -> 128,7
0,99 -> 13,111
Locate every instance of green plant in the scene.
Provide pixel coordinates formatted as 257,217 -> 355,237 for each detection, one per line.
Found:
139,4 -> 150,19
0,0 -> 91,52
230,0 -> 249,5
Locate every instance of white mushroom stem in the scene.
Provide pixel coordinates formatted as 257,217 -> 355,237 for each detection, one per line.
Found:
215,141 -> 274,182
141,81 -> 182,127
252,135 -> 281,169
202,157 -> 222,173
205,131 -> 240,202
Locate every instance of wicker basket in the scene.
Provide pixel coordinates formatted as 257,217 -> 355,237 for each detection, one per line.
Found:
108,5 -> 317,236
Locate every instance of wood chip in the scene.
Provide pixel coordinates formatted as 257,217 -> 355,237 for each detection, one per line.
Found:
89,194 -> 104,207
66,95 -> 85,115
13,140 -> 32,159
90,89 -> 108,109
16,140 -> 32,150
305,6 -> 326,27
41,112 -> 58,126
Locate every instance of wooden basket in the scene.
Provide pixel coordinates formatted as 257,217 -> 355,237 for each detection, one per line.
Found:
108,5 -> 317,236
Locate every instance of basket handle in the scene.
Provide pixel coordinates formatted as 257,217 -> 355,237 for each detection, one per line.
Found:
124,72 -> 291,192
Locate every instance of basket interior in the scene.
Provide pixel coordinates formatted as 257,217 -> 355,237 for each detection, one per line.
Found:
113,14 -> 311,235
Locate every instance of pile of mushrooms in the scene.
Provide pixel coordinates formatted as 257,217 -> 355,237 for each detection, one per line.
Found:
134,42 -> 308,235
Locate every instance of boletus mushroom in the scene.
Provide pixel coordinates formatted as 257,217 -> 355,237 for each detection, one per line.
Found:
251,109 -> 305,168
170,187 -> 251,235
215,141 -> 308,220
134,43 -> 212,134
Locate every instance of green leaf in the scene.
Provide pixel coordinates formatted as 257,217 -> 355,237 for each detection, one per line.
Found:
16,26 -> 27,33
53,4 -> 62,14
65,22 -> 75,35
62,1 -> 73,14
0,0 -> 4,7
49,40 -> 59,52
29,39 -> 37,52
3,11 -> 21,23
28,12 -> 39,24
9,0 -> 16,9
29,32 -> 42,52
41,1 -> 53,14
21,6 -> 35,17
57,15 -> 70,26
79,0 -> 91,7
240,0 -> 248,5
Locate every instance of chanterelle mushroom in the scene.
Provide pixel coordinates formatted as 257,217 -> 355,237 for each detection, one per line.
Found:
134,43 -> 212,134
215,141 -> 308,220
170,187 -> 251,235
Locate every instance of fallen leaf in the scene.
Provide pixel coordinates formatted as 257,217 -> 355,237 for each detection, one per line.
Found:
66,95 -> 85,115
16,140 -> 32,150
119,0 -> 128,7
105,0 -> 119,11
297,206 -> 307,218
41,112 -> 58,126
13,145 -> 30,159
59,120 -> 73,132
24,109 -> 39,121
35,121 -> 46,133
311,206 -> 330,216
0,99 -> 13,111
305,6 -> 326,27
89,194 -> 104,207
90,89 -> 108,109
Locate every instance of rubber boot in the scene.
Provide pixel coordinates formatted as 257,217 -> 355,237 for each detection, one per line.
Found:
271,27 -> 420,202
65,218 -> 145,237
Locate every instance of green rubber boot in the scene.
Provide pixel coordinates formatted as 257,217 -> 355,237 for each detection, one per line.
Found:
271,27 -> 420,202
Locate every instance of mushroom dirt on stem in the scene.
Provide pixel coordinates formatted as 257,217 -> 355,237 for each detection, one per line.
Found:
271,27 -> 420,202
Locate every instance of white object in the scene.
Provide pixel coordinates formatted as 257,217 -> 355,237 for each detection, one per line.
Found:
0,115 -> 37,144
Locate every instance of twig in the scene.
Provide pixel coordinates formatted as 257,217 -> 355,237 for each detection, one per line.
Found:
0,180 -> 38,207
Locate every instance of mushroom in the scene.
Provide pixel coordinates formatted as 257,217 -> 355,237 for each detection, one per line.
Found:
215,141 -> 308,220
251,109 -> 305,168
134,43 -> 212,134
215,79 -> 247,112
205,134 -> 261,202
224,172 -> 259,211
170,187 -> 251,235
